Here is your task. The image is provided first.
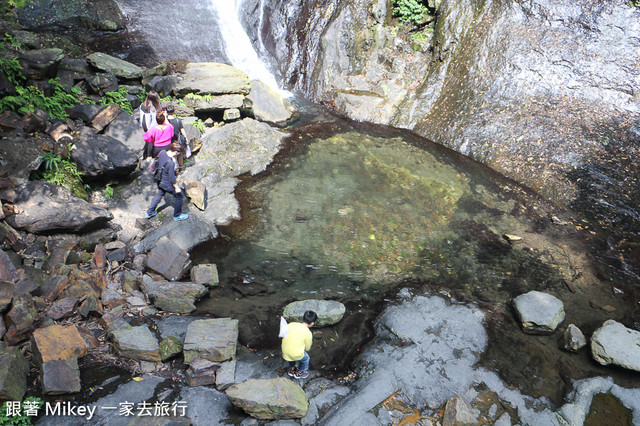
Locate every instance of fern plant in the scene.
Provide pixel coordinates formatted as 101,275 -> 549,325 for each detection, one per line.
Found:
193,118 -> 206,133
0,78 -> 80,119
100,87 -> 133,114
38,153 -> 87,199
0,55 -> 25,86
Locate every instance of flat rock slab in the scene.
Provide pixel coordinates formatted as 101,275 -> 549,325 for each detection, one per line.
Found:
87,52 -> 144,79
183,318 -> 238,364
226,377 -> 308,420
31,324 -> 89,364
283,300 -> 346,327
133,215 -> 218,255
8,181 -> 113,233
144,237 -> 192,282
40,357 -> 81,394
512,290 -> 565,334
591,320 -> 640,372
176,63 -> 250,95
141,280 -> 207,314
112,325 -> 160,362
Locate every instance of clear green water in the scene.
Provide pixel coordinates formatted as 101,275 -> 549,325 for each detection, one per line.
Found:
198,127 -> 580,303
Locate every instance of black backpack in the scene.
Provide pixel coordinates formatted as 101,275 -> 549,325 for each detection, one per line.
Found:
153,160 -> 166,183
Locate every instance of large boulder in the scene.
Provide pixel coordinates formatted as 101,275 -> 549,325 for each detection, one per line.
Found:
226,377 -> 308,420
183,318 -> 238,364
283,300 -> 346,327
175,63 -> 250,96
0,345 -> 29,401
31,324 -> 89,364
104,111 -> 145,156
182,94 -> 245,113
133,214 -> 217,255
57,58 -> 93,88
86,52 -> 144,80
146,75 -> 179,97
5,294 -> 37,343
141,279 -> 207,314
512,291 -> 565,334
7,181 -> 113,233
18,48 -> 64,80
112,325 -> 161,362
591,320 -> 640,372
180,118 -> 286,226
0,138 -> 44,187
144,237 -> 192,281
70,134 -> 138,180
40,357 -> 81,394
247,80 -> 297,126
189,264 -> 219,288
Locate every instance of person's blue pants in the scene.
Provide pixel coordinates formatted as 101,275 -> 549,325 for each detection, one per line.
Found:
288,352 -> 310,371
147,186 -> 183,217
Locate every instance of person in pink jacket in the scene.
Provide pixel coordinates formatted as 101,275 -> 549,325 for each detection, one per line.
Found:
143,111 -> 174,159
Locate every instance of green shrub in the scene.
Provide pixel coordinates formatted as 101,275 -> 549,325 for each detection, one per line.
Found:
137,88 -> 147,104
104,184 -> 114,199
0,55 -> 25,86
100,87 -> 133,114
393,0 -> 429,25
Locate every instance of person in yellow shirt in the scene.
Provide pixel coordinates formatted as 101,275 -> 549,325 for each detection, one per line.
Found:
282,310 -> 317,379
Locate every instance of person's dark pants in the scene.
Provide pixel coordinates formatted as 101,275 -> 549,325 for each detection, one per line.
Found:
146,186 -> 183,218
144,143 -> 170,159
288,352 -> 310,372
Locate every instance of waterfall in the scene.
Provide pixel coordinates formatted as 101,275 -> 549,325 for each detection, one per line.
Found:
208,0 -> 286,95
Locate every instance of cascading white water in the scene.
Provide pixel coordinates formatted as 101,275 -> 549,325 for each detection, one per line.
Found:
208,0 -> 286,94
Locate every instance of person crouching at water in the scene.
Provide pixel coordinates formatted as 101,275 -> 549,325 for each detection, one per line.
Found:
143,111 -> 174,160
282,310 -> 317,379
145,142 -> 188,221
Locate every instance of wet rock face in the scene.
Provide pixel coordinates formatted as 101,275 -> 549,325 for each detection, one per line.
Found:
16,0 -> 125,33
259,0 -> 640,259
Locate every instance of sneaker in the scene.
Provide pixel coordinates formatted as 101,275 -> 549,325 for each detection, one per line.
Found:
294,370 -> 309,379
173,213 -> 189,221
145,210 -> 158,219
288,367 -> 297,377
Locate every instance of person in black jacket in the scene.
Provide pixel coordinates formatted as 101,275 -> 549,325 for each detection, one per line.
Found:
145,143 -> 188,221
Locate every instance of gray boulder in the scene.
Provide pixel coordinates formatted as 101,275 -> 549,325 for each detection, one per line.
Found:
40,357 -> 81,394
283,300 -> 346,327
146,75 -> 179,97
215,360 -> 236,391
247,80 -> 297,126
0,249 -> 20,283
0,137 -> 44,186
18,48 -> 64,80
0,346 -> 29,401
112,325 -> 161,362
7,181 -> 113,233
591,320 -> 640,372
159,336 -> 182,362
183,318 -> 238,364
86,52 -> 144,79
176,63 -> 250,95
104,111 -> 144,156
189,264 -> 219,287
71,134 -> 138,180
67,104 -> 103,123
141,279 -> 207,314
133,214 -> 217,255
512,291 -> 565,334
226,377 -> 308,420
144,236 -> 192,281
86,72 -> 118,95
183,94 -> 245,112
57,58 -> 93,88
563,324 -> 587,353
